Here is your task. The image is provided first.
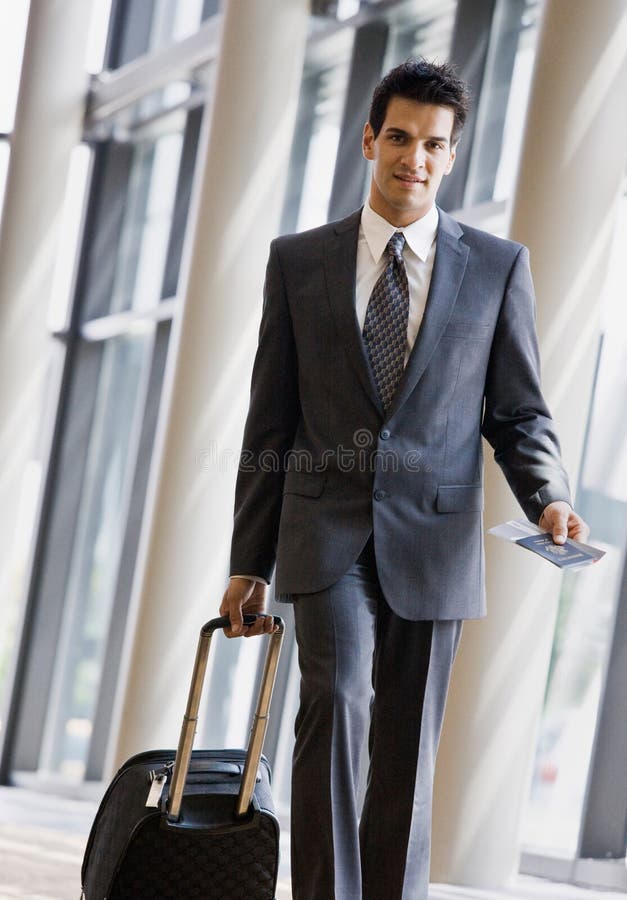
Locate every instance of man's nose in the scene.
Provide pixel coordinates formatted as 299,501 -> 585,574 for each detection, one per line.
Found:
402,143 -> 426,169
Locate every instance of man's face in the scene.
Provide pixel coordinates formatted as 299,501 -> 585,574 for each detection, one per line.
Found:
362,97 -> 457,226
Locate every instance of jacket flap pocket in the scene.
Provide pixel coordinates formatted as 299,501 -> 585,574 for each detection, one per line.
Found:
443,322 -> 491,339
283,471 -> 326,498
437,484 -> 483,513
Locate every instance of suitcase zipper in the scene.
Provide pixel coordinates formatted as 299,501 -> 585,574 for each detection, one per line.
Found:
145,772 -> 168,807
145,761 -> 174,807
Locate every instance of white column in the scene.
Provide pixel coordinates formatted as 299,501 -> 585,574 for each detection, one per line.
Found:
0,3 -> 94,686
112,0 -> 309,767
432,0 -> 627,886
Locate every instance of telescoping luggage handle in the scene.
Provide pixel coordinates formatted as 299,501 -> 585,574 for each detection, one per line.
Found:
166,614 -> 284,823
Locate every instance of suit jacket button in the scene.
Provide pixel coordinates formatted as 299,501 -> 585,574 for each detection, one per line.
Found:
374,489 -> 386,501
380,429 -> 391,440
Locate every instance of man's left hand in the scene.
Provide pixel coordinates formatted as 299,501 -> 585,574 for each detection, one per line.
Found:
539,501 -> 589,545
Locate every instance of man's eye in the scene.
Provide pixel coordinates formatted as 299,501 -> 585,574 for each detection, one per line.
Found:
428,142 -> 443,151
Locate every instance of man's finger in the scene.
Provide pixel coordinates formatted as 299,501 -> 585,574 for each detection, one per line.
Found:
567,514 -> 590,543
571,524 -> 590,542
539,501 -> 578,546
243,613 -> 270,638
222,579 -> 255,637
241,614 -> 279,638
228,594 -> 244,634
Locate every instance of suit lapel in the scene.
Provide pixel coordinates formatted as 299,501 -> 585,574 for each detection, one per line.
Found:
324,210 -> 384,415
323,207 -> 470,420
387,208 -> 469,419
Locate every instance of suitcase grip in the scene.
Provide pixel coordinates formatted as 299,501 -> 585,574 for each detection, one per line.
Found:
167,614 -> 284,823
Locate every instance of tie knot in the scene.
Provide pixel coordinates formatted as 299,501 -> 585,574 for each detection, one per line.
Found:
387,232 -> 405,263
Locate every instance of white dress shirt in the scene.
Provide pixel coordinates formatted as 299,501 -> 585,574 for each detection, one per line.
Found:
357,201 -> 439,361
232,203 -> 439,584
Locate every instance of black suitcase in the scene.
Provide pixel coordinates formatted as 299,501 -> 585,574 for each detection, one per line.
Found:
81,614 -> 284,899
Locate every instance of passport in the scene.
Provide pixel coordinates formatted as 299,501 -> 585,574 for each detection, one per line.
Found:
488,519 -> 605,570
515,532 -> 605,568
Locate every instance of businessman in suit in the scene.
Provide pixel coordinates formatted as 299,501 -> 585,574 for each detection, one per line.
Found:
221,59 -> 588,899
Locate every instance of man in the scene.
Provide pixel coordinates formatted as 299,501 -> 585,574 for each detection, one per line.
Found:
221,59 -> 588,899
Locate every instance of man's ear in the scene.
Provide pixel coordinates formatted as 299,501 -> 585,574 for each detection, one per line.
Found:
363,122 -> 375,160
444,144 -> 457,175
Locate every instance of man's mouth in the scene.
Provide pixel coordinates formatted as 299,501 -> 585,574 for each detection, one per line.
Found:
395,174 -> 426,185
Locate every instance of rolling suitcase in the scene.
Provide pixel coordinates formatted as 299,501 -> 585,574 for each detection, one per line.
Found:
81,614 -> 285,899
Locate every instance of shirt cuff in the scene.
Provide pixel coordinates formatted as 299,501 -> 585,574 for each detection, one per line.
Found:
230,574 -> 268,585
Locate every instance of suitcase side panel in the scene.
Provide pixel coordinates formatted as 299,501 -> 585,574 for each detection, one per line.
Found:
82,757 -> 163,898
109,806 -> 279,899
81,748 -> 178,887
82,750 -> 275,899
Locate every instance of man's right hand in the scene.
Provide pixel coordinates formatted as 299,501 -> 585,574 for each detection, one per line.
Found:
219,577 -> 276,638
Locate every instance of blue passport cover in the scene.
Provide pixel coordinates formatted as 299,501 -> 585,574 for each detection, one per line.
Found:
516,533 -> 605,568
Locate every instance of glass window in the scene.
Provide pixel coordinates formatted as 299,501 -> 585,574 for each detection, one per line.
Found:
5,96 -> 202,780
146,0 -> 207,49
109,131 -> 185,313
491,2 -> 542,201
48,144 -> 93,334
38,329 -> 156,778
106,0 -> 214,70
383,0 -> 456,66
465,0 -> 543,205
297,66 -> 350,232
0,0 -> 28,606
80,127 -> 186,323
0,2 -> 31,133
282,0 -> 460,234
521,191 -> 627,855
282,30 -> 354,234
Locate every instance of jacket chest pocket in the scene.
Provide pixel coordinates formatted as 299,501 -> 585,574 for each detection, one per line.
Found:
283,470 -> 327,498
442,322 -> 492,341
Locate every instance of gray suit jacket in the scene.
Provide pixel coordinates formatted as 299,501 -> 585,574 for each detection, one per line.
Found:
229,207 -> 571,620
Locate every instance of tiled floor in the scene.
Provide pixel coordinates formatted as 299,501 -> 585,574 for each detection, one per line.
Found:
428,885 -> 626,900
0,787 -> 624,900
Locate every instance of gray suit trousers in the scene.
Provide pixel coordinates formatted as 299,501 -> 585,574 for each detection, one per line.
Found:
290,539 -> 462,900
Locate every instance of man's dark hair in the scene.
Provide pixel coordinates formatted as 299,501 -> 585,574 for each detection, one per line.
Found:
369,58 -> 470,146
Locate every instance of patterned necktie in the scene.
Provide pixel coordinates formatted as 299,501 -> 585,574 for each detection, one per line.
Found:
362,232 -> 410,410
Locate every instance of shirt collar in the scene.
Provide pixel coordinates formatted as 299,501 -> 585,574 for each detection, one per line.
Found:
361,201 -> 439,263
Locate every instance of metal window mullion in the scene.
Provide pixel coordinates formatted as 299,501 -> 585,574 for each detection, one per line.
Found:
463,0 -> 528,206
106,0 -> 156,71
280,70 -> 324,236
0,136 -> 110,781
102,0 -> 127,71
0,341 -> 75,782
577,548 -> 627,859
88,14 -> 222,127
0,338 -> 102,779
436,0 -> 498,213
160,106 -> 203,299
84,322 -> 171,780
